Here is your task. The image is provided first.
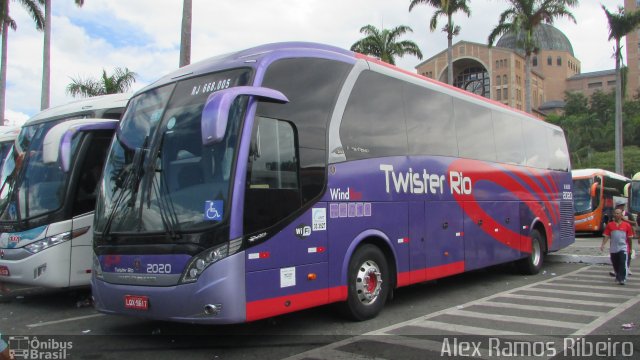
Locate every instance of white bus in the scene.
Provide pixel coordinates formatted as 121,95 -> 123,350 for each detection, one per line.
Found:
0,94 -> 130,287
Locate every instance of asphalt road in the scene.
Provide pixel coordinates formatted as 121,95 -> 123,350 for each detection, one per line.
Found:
1,248 -> 639,359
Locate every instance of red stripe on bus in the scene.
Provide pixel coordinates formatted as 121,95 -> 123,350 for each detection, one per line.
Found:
246,287 -> 342,322
397,261 -> 465,287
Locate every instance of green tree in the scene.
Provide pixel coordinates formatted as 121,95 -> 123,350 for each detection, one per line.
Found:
41,0 -> 84,110
66,67 -> 137,98
409,0 -> 471,85
179,0 -> 191,67
0,0 -> 44,124
350,24 -> 423,65
488,0 -> 577,114
602,5 -> 640,175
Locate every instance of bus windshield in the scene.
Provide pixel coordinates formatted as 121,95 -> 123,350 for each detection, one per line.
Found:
94,68 -> 252,235
573,177 -> 594,214
0,120 -> 76,221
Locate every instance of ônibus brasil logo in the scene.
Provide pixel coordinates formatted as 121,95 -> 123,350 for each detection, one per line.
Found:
8,336 -> 72,359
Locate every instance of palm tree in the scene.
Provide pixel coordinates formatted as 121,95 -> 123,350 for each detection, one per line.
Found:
179,0 -> 192,67
488,0 -> 577,114
602,5 -> 640,175
0,0 -> 44,124
350,24 -> 423,66
41,0 -> 84,110
66,67 -> 137,98
409,0 -> 471,85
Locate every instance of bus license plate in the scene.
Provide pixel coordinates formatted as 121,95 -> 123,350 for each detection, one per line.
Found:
124,295 -> 148,310
0,265 -> 8,276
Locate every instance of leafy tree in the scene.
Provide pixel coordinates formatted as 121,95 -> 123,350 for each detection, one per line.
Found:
66,67 -> 137,98
488,0 -> 577,113
0,0 -> 44,124
602,5 -> 640,175
409,0 -> 471,85
179,0 -> 191,67
350,24 -> 423,65
41,0 -> 84,110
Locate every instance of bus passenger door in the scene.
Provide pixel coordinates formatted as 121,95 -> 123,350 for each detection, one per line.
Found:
69,132 -> 113,286
425,202 -> 464,278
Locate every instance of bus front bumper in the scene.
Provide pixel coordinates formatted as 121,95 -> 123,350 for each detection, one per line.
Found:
92,251 -> 247,324
0,242 -> 72,287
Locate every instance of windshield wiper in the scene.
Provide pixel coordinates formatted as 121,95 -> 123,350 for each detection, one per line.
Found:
150,168 -> 181,239
101,137 -> 148,239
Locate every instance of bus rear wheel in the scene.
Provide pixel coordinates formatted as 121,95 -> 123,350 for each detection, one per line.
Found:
516,229 -> 544,275
341,244 -> 390,321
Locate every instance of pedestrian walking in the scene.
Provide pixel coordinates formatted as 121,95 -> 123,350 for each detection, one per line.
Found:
601,209 -> 634,285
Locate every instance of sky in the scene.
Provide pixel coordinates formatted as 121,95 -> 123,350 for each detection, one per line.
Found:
5,0 -> 625,126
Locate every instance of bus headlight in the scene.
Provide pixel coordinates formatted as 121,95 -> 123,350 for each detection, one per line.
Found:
180,243 -> 229,284
24,232 -> 71,254
93,253 -> 104,280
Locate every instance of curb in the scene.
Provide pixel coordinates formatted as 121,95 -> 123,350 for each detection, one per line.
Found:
546,253 -> 610,265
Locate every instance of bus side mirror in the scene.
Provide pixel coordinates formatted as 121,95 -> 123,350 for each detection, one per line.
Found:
201,86 -> 289,146
590,183 -> 599,198
43,119 -> 119,172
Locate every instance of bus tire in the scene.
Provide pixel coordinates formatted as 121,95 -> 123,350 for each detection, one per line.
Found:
516,229 -> 544,275
341,244 -> 390,321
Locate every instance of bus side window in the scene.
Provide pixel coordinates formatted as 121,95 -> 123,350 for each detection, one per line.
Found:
244,117 -> 301,234
72,133 -> 111,216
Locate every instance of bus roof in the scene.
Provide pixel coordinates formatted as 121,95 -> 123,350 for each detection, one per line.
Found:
0,127 -> 19,143
25,93 -> 132,126
571,168 -> 630,182
136,42 -> 563,134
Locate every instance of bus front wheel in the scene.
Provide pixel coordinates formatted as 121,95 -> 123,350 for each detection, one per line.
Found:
341,244 -> 390,321
516,229 -> 544,275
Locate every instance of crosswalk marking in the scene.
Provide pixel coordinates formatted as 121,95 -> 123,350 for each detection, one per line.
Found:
478,300 -> 606,317
284,265 -> 640,360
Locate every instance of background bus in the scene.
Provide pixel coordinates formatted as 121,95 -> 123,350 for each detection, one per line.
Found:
572,169 -> 629,234
0,94 -> 130,287
91,42 -> 573,324
0,127 -> 20,182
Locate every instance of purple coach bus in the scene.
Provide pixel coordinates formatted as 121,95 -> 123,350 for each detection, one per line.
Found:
91,42 -> 574,324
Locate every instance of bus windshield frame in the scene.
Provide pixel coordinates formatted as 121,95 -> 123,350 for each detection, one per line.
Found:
94,68 -> 253,237
0,120 -> 80,227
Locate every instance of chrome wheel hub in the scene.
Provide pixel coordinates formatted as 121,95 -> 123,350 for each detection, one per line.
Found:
355,260 -> 382,305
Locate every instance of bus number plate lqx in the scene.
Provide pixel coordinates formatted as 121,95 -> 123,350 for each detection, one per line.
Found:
124,295 -> 149,310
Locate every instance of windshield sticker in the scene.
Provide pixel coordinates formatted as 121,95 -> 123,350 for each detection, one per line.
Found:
294,224 -> 312,239
312,208 -> 326,231
0,225 -> 47,249
8,203 -> 16,221
204,200 -> 223,221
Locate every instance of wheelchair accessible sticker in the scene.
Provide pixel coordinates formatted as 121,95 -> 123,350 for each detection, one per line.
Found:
204,200 -> 223,221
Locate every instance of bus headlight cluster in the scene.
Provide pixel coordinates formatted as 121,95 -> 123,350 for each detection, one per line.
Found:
93,253 -> 104,280
180,243 -> 229,284
24,232 -> 71,254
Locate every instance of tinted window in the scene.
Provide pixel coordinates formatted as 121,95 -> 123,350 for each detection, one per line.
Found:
244,117 -> 300,234
522,120 -> 550,168
493,111 -> 526,165
257,58 -> 352,150
404,83 -> 457,157
340,71 -> 408,160
547,127 -> 570,171
257,58 -> 351,203
72,132 -> 112,216
454,98 -> 496,161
